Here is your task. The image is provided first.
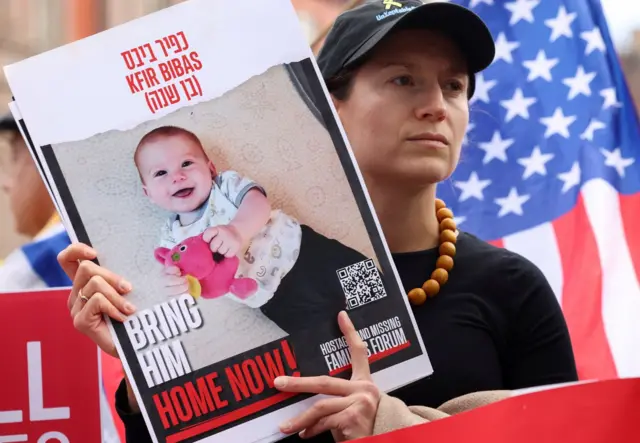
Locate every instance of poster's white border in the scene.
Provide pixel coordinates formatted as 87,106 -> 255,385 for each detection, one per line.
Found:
2,0 -> 314,146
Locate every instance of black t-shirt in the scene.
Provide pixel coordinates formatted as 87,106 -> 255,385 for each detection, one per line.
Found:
114,231 -> 578,442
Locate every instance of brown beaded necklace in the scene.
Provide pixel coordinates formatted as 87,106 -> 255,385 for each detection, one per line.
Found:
407,198 -> 457,306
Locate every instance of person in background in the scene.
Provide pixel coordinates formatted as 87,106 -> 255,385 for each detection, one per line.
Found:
0,112 -> 71,289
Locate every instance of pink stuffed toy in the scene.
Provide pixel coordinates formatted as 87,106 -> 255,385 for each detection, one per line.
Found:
154,233 -> 258,300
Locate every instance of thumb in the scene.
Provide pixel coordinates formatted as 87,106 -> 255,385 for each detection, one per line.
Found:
94,327 -> 119,358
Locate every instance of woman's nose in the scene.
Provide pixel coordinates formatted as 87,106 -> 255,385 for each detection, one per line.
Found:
414,86 -> 447,122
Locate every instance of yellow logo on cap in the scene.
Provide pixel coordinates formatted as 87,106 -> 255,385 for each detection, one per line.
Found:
383,0 -> 403,9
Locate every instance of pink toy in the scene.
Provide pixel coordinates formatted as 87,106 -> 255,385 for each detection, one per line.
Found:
154,233 -> 258,300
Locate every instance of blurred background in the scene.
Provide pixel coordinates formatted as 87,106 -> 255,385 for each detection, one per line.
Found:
0,0 -> 639,257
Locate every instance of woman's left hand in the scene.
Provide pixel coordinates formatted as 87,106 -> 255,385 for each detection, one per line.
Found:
274,311 -> 381,441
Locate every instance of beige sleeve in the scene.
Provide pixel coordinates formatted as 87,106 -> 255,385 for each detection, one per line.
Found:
372,390 -> 511,436
437,390 -> 510,415
372,394 -> 449,435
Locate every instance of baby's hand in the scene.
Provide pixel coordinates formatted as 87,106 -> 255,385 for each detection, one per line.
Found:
203,225 -> 243,257
161,265 -> 188,297
163,265 -> 182,277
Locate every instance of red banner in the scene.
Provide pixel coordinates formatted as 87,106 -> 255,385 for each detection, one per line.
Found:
363,377 -> 640,443
0,289 -> 101,442
3,287 -> 639,443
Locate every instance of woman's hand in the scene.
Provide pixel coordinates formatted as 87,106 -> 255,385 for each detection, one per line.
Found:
274,311 -> 381,441
57,243 -> 136,358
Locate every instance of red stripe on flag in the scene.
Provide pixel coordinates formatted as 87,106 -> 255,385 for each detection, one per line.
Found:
488,239 -> 504,248
552,195 -> 617,379
618,193 -> 640,284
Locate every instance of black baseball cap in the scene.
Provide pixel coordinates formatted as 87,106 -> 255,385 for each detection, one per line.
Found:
317,0 -> 496,98
0,113 -> 18,132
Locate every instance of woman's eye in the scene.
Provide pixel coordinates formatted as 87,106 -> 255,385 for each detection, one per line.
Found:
446,80 -> 464,92
391,75 -> 413,87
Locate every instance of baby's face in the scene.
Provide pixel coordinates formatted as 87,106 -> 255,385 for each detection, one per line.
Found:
137,135 -> 214,214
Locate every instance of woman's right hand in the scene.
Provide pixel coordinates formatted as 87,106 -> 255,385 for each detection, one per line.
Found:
57,243 -> 136,358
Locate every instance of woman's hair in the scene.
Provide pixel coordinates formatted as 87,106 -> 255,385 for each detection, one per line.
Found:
325,67 -> 357,101
324,56 -> 371,101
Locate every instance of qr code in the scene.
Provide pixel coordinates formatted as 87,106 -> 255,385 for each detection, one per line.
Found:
336,258 -> 387,309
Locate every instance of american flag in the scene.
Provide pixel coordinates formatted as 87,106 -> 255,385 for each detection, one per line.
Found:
436,0 -> 640,380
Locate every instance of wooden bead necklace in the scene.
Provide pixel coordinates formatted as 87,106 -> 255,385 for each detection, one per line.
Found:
407,198 -> 457,306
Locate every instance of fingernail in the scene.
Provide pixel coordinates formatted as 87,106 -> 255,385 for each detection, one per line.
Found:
85,249 -> 96,258
123,302 -> 136,313
274,376 -> 286,388
279,421 -> 292,432
119,280 -> 132,292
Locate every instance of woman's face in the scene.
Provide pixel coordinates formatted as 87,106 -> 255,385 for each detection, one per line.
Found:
332,28 -> 470,190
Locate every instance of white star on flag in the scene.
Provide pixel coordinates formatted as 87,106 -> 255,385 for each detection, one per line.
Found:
504,0 -> 540,26
517,146 -> 555,179
544,5 -> 577,42
478,131 -> 515,164
523,50 -> 559,82
562,66 -> 597,100
493,33 -> 520,64
470,73 -> 497,104
600,88 -> 622,109
581,27 -> 606,55
469,0 -> 493,7
495,187 -> 530,217
557,162 -> 581,193
463,122 -> 475,146
600,147 -> 635,177
500,88 -> 537,122
453,215 -> 467,227
580,119 -> 606,141
540,107 -> 577,138
454,171 -> 492,202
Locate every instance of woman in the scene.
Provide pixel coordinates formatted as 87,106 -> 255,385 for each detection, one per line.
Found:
58,1 -> 578,441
